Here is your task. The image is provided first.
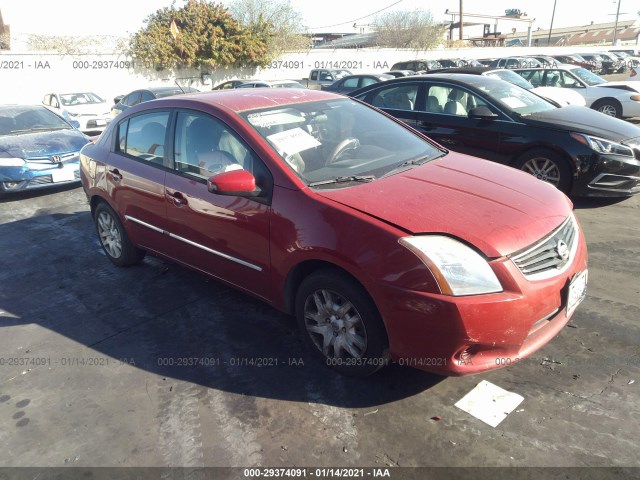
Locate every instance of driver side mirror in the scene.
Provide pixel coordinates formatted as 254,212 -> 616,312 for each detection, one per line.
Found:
468,106 -> 498,119
207,168 -> 261,197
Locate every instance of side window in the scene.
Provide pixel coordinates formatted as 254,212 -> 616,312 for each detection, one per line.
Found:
123,92 -> 141,106
368,85 -> 418,110
524,70 -> 543,87
140,91 -> 155,102
429,86 -> 487,116
360,77 -> 378,88
118,111 -> 169,165
343,77 -> 360,89
173,112 -> 255,180
559,71 -> 579,87
310,71 -> 318,81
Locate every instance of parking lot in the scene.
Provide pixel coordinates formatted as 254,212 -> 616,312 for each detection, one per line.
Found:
0,174 -> 639,473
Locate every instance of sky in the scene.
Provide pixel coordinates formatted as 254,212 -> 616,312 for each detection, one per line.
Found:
1,0 -> 636,37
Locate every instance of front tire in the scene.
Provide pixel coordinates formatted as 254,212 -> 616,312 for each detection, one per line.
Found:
295,269 -> 388,377
592,99 -> 622,118
514,149 -> 572,194
94,202 -> 145,267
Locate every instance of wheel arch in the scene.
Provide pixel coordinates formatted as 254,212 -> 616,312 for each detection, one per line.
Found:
512,146 -> 576,194
283,260 -> 373,316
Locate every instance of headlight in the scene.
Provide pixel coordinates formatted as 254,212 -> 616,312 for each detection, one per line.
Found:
0,157 -> 26,167
399,236 -> 503,296
570,133 -> 634,157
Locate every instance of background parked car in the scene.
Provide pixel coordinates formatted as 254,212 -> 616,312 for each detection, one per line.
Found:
212,80 -> 246,90
513,65 -> 640,118
350,73 -> 640,197
236,80 -> 305,89
551,54 -> 602,74
321,74 -> 393,94
428,67 -> 586,106
490,57 -> 542,69
79,88 -> 588,377
383,70 -> 416,77
0,105 -> 89,194
111,86 -> 199,118
42,92 -> 111,134
391,59 -> 442,72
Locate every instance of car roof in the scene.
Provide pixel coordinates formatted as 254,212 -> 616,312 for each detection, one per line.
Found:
140,88 -> 340,113
427,67 -> 491,75
352,73 -> 501,91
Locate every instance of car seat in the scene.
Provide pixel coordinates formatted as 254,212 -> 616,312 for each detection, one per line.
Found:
425,95 -> 443,113
186,117 -> 224,167
444,89 -> 467,115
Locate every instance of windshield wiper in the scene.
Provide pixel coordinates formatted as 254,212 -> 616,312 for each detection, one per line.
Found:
308,175 -> 375,187
9,127 -> 67,134
379,153 -> 444,179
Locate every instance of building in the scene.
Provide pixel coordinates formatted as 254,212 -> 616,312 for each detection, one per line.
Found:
511,19 -> 639,47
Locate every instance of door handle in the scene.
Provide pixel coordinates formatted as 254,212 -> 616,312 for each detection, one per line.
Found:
108,168 -> 122,181
167,190 -> 188,207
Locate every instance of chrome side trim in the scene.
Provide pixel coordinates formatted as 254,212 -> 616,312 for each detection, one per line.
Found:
124,215 -> 262,272
125,215 -> 166,234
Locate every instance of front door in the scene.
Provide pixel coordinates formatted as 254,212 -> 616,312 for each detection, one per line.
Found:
163,110 -> 272,300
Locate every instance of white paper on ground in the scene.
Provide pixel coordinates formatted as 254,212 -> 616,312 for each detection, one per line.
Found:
454,380 -> 524,427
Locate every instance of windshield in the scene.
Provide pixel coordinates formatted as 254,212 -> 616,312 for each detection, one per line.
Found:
475,81 -> 555,116
571,67 -> 607,86
60,92 -> 105,106
485,70 -> 533,90
0,106 -> 71,135
242,99 -> 442,187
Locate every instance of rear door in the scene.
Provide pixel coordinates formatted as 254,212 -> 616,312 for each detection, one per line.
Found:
106,110 -> 171,252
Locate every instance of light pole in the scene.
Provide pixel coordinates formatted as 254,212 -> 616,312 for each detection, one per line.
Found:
547,0 -> 557,46
612,0 -> 622,45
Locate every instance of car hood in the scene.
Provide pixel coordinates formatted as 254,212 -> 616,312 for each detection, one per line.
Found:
315,154 -> 572,258
0,129 -> 89,158
596,81 -> 640,93
62,102 -> 111,116
521,105 -> 640,142
531,86 -> 586,106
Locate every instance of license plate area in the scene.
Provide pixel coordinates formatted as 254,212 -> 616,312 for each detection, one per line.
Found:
51,168 -> 75,183
566,270 -> 588,317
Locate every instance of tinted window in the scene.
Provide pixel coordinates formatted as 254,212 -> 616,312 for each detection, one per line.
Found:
425,85 -> 488,116
140,91 -> 155,102
118,111 -> 169,165
363,84 -> 418,111
343,78 -> 360,89
122,92 -> 141,106
360,77 -> 379,87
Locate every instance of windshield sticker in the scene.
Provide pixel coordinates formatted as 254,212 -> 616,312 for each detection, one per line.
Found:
247,110 -> 304,128
500,97 -> 527,108
267,127 -> 321,155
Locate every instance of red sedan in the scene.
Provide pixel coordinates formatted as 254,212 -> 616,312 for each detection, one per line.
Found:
80,89 -> 588,376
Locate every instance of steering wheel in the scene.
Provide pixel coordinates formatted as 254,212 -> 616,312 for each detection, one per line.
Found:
326,138 -> 360,165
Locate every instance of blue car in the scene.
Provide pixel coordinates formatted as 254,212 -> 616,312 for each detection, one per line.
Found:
0,105 -> 89,194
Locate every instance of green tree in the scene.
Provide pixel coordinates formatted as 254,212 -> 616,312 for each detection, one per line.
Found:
373,9 -> 447,50
129,0 -> 270,70
228,0 -> 308,55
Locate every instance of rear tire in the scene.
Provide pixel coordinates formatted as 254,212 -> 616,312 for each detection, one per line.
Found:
94,202 -> 145,267
295,269 -> 388,377
514,149 -> 572,194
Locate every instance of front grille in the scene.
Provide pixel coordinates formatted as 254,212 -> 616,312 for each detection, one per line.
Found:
26,152 -> 77,165
30,175 -> 53,185
510,215 -> 578,279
